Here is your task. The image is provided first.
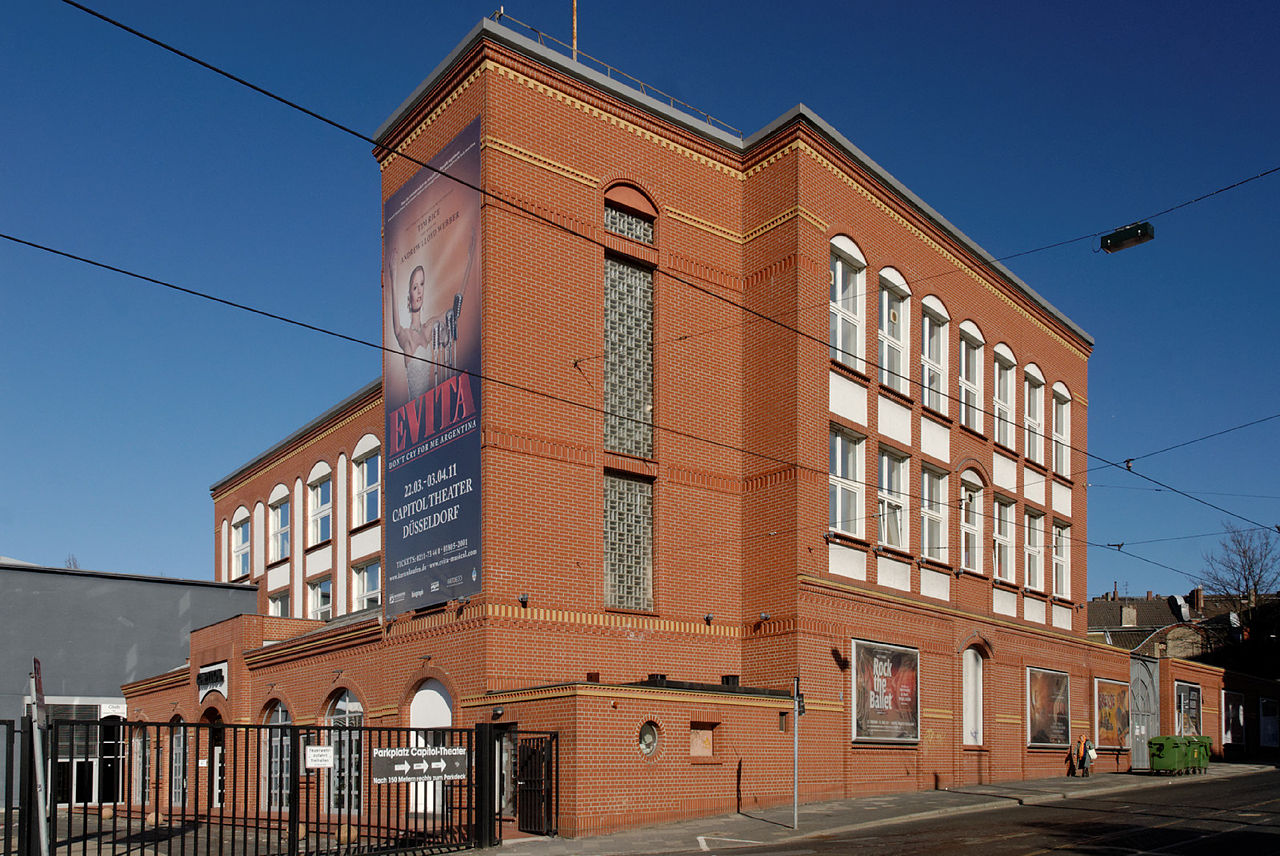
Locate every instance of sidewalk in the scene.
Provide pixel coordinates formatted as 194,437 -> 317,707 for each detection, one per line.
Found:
503,762 -> 1278,855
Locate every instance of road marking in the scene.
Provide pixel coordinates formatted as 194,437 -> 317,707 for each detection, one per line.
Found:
697,835 -> 764,851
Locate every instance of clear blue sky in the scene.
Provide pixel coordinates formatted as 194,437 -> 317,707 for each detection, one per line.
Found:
2,0 -> 1277,598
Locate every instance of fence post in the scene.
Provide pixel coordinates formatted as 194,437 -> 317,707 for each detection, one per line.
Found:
473,723 -> 495,849
17,716 -> 31,856
286,728 -> 301,856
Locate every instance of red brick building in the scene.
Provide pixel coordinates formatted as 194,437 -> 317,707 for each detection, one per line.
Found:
125,18 -> 1137,837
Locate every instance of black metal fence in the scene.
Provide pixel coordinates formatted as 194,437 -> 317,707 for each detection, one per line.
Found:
12,718 -> 556,856
3,720 -> 15,856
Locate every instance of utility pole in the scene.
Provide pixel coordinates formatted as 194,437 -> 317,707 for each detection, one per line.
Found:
793,676 -> 800,830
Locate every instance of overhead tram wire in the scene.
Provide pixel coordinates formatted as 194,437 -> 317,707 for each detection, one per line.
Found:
0,235 -> 1211,585
57,0 -> 1280,537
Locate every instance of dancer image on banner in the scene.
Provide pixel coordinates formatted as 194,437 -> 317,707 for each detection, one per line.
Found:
388,232 -> 477,398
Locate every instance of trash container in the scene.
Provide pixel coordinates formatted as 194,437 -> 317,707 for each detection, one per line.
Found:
1190,736 -> 1212,773
1148,736 -> 1187,774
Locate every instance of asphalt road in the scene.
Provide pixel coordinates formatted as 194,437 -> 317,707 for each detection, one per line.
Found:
667,771 -> 1280,856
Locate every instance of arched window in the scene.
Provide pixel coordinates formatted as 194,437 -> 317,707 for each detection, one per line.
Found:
352,435 -> 381,527
326,691 -> 363,813
268,484 -> 291,563
1052,382 -> 1072,477
307,462 -> 333,546
962,648 -> 984,745
230,506 -> 251,580
1024,364 -> 1045,466
830,236 -> 866,372
169,717 -> 188,808
958,321 -> 985,433
264,702 -> 292,811
920,296 -> 949,414
877,269 -> 911,395
993,344 -> 1016,450
960,471 -> 984,574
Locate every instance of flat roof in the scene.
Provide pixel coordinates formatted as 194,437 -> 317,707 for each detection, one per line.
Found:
377,18 -> 1092,348
0,560 -> 255,592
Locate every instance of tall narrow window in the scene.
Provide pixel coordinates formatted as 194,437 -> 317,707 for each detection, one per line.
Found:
878,450 -> 908,549
231,517 -> 250,578
829,426 -> 863,537
1053,523 -> 1070,598
264,703 -> 291,811
920,469 -> 946,561
309,476 -> 332,545
1024,511 -> 1044,591
604,202 -> 654,244
960,475 -> 983,574
962,648 -> 984,745
269,497 -> 290,563
958,323 -> 984,433
354,561 -> 381,610
268,592 -> 289,617
326,691 -> 363,814
920,297 -> 948,414
604,474 -> 653,611
604,257 -> 654,457
994,354 -> 1015,450
1024,369 -> 1045,465
1052,386 -> 1072,477
993,498 -> 1014,582
309,578 -> 332,620
878,271 -> 910,395
353,451 -> 380,526
830,238 -> 865,372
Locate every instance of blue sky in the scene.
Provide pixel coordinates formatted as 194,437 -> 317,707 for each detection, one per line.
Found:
2,1 -> 1277,597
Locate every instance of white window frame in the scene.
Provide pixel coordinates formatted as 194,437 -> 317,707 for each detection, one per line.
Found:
878,449 -> 909,549
264,703 -> 291,811
354,560 -> 381,611
268,592 -> 289,617
268,495 -> 290,564
958,322 -> 984,433
920,468 -> 947,561
1053,523 -> 1070,598
326,691 -> 363,814
993,497 -> 1014,583
1052,384 -> 1071,478
353,450 -> 376,524
962,648 -> 984,746
231,515 -> 250,579
920,296 -> 949,414
309,578 -> 332,621
829,237 -> 865,373
1024,367 -> 1045,466
829,426 -> 864,538
309,476 -> 332,546
1024,510 -> 1044,591
960,474 -> 983,574
877,270 -> 910,395
994,351 -> 1015,450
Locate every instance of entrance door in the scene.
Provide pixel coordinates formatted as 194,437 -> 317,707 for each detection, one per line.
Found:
515,734 -> 556,836
409,680 -> 453,815
1130,656 -> 1160,770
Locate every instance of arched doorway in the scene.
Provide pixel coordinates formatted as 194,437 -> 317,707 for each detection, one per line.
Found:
409,680 -> 453,814
200,708 -> 225,808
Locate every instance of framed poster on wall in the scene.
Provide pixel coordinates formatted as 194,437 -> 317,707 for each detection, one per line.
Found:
1094,678 -> 1130,749
852,640 -> 919,742
1027,667 -> 1070,747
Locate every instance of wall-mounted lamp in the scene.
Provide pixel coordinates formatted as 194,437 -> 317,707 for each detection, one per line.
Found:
759,613 -> 771,622
704,613 -> 714,625
518,593 -> 529,608
492,706 -> 505,719
419,654 -> 432,663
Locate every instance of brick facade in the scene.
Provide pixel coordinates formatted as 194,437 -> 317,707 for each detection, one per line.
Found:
123,19 -> 1220,838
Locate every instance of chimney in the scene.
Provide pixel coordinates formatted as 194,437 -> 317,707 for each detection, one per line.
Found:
1147,590 -> 1154,600
1190,586 -> 1204,613
1122,604 -> 1138,627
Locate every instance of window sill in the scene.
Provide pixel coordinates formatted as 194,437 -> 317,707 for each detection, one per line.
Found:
350,519 -> 381,537
829,359 -> 869,384
919,557 -> 952,574
306,539 -> 333,554
1022,588 -> 1049,601
873,545 -> 914,563
993,578 -> 1020,593
1051,472 -> 1075,488
1023,458 -> 1049,475
604,450 -> 658,479
690,757 -> 723,766
921,407 -> 952,427
994,442 -> 1018,459
604,606 -> 659,618
825,531 -> 869,549
877,386 -> 914,408
957,567 -> 988,580
958,423 -> 987,443
266,557 -> 290,570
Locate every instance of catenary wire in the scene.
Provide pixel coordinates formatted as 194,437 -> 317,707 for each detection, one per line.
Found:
60,0 -> 1277,516
51,1 -> 1280,544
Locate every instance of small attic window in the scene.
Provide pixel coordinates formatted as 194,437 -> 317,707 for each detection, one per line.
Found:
604,185 -> 656,244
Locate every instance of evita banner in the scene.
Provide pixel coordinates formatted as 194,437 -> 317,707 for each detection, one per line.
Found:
382,117 -> 482,616
1027,667 -> 1070,747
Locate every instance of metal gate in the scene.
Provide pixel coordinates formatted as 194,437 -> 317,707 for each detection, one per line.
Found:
1131,655 -> 1160,770
514,734 -> 556,836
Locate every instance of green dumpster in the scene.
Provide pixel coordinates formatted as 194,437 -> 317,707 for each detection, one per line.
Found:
1190,736 -> 1212,772
1148,736 -> 1187,774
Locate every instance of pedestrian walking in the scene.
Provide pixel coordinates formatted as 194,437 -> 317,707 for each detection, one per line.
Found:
1065,736 -> 1078,777
1080,735 -> 1096,777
